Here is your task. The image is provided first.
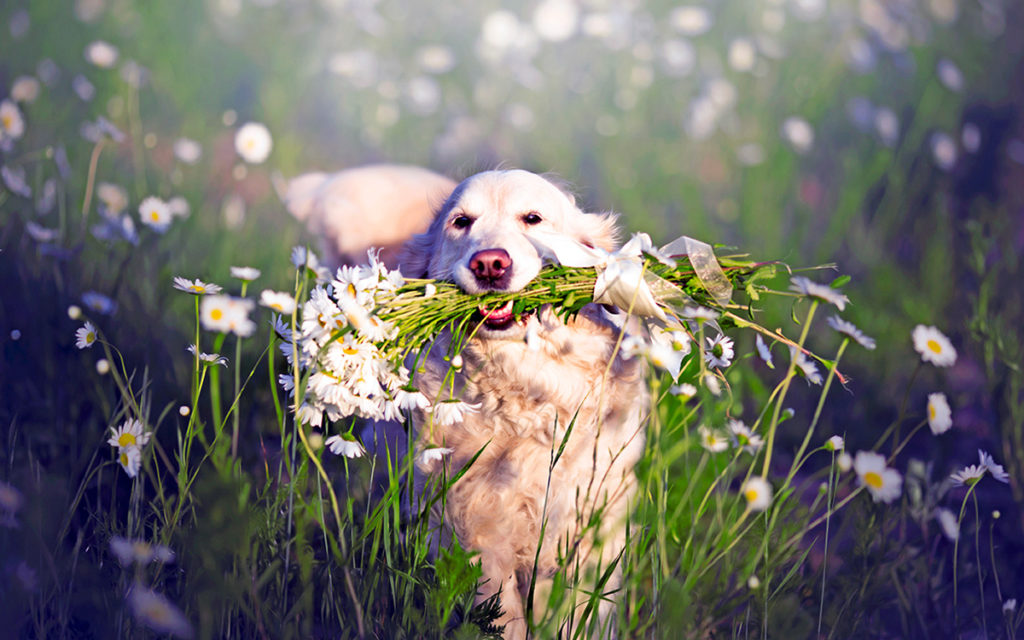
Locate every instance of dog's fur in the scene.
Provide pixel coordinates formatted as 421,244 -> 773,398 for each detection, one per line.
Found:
399,170 -> 648,638
283,164 -> 456,267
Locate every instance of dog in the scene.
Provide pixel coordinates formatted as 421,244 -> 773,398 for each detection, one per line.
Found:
398,169 -> 648,639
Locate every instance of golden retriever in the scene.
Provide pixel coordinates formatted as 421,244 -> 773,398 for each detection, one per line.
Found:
399,169 -> 648,639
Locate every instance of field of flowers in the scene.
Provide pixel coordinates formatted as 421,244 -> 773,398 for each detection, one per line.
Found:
1,0 -> 1023,638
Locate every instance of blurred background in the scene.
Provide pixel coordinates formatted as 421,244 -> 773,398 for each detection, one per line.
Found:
2,0 -> 1023,637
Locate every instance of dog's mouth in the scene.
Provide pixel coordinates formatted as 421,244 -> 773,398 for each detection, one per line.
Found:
476,300 -> 531,332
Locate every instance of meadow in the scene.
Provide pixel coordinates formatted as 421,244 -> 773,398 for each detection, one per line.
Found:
1,0 -> 1023,638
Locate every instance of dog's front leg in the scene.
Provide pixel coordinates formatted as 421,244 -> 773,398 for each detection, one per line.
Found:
478,555 -> 527,640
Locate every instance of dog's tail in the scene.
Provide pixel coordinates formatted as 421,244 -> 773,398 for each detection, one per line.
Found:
281,164 -> 456,268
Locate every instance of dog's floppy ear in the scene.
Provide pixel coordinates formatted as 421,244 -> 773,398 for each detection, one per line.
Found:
574,211 -> 620,252
398,213 -> 447,278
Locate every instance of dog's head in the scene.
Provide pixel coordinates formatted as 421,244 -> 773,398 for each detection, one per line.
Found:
400,169 -> 618,337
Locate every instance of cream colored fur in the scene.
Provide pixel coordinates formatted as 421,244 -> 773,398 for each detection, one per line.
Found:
400,170 -> 648,639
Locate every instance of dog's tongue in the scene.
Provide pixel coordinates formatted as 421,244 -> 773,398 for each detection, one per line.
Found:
480,300 -> 514,325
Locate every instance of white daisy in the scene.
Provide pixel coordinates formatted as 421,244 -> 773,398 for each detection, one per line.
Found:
680,305 -> 719,322
117,446 -> 142,478
416,446 -> 454,467
433,399 -> 480,426
837,452 -> 853,472
75,322 -> 98,349
230,266 -> 261,281
781,116 -> 815,153
97,183 -> 129,215
825,435 -> 845,451
728,419 -> 764,454
110,536 -> 175,566
138,196 -> 172,232
934,508 -> 959,541
931,132 -> 958,171
200,295 -> 255,337
703,372 -> 722,396
790,347 -> 823,385
173,137 -> 202,165
172,277 -> 223,296
669,382 -> 697,399
1004,599 -> 1017,615
755,334 -> 774,368
649,338 -> 686,379
978,450 -> 1009,483
0,99 -> 26,141
699,425 -> 729,453
789,277 -> 849,310
927,393 -> 952,435
826,315 -> 876,349
10,76 -> 39,103
936,58 -> 964,92
853,451 -> 902,504
108,419 -> 151,451
84,40 -> 119,68
704,334 -> 734,369
325,434 -> 366,459
912,325 -> 957,367
167,196 -> 190,218
82,291 -> 117,315
950,464 -> 986,487
186,344 -> 227,367
259,290 -> 297,315
741,477 -> 773,511
128,586 -> 193,638
234,122 -> 273,164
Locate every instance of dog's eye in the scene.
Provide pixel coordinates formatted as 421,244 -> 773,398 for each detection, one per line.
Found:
522,212 -> 542,225
452,214 -> 474,230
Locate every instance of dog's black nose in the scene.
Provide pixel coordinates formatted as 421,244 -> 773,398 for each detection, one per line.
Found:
469,248 -> 511,283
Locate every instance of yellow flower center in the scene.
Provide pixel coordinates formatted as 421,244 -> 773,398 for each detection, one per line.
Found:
343,347 -> 359,355
1,115 -> 11,129
863,471 -> 883,489
926,339 -> 943,354
929,405 -> 936,420
189,285 -> 203,293
211,308 -> 224,321
149,210 -> 160,221
86,331 -> 96,343
744,488 -> 759,503
346,284 -> 357,297
119,451 -> 130,466
117,432 -> 137,448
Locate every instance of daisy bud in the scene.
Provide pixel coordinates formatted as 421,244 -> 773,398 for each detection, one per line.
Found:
450,354 -> 464,370
747,575 -> 760,589
993,510 -> 1001,519
837,452 -> 852,472
96,359 -> 110,375
68,305 -> 82,320
178,406 -> 190,417
818,482 -> 829,494
308,432 -> 324,450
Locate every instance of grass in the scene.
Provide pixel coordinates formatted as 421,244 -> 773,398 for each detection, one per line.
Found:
2,1 -> 1024,638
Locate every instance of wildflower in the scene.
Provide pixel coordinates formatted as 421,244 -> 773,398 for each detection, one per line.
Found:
931,132 -> 957,171
72,74 -> 95,101
173,137 -> 202,164
10,76 -> 40,103
649,337 -> 687,378
417,446 -> 454,466
782,117 -> 814,153
200,295 -> 256,337
259,290 -> 297,315
789,277 -> 849,310
96,359 -> 110,375
68,305 -> 83,320
97,183 -> 129,215
927,393 -> 952,435
934,508 -> 959,541
728,419 -> 764,454
912,325 -> 957,367
394,387 -> 431,411
75,322 -> 98,349
128,586 -> 193,638
179,406 -> 190,417
167,197 -> 190,218
296,403 -> 322,427
291,246 -> 330,281
669,382 -> 697,399
699,425 -> 729,453
853,451 -> 902,503
703,372 -> 722,396
2,165 -> 31,197
825,435 -> 845,451
704,334 -> 734,368
82,291 -> 117,315
325,433 -> 366,458
1005,599 -> 1017,615
936,59 -> 964,92
186,344 -> 227,367
423,283 -> 437,297
234,122 -> 273,164
741,477 -> 772,511
747,575 -> 760,590
138,196 -> 172,232
978,450 -> 1009,483
450,354 -> 464,370
108,419 -> 151,451
790,347 -> 823,385
433,399 -> 480,426
110,536 -> 174,566
117,446 -> 142,478
0,99 -> 26,141
837,452 -> 852,472
826,315 -> 876,349
84,40 -> 119,67
230,266 -> 261,281
173,277 -> 223,295
755,334 -> 774,368
669,6 -> 712,35
950,464 -> 986,487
